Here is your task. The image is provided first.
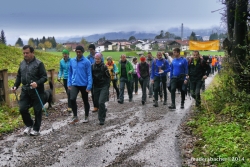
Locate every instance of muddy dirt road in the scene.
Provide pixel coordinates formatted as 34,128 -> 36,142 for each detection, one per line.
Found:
0,76 -> 214,167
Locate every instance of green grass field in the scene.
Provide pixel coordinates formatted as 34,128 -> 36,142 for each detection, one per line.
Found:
49,50 -> 224,63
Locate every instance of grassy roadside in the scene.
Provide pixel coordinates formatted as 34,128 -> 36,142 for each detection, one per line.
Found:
185,72 -> 250,166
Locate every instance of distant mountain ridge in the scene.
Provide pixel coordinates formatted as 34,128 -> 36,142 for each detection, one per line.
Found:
60,26 -> 225,43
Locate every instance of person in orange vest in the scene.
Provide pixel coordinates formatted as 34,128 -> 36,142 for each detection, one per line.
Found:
211,56 -> 217,75
106,56 -> 119,100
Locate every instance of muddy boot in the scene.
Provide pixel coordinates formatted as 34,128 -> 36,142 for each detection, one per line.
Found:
153,101 -> 158,107
163,100 -> 167,105
181,103 -> 184,109
168,104 -> 176,109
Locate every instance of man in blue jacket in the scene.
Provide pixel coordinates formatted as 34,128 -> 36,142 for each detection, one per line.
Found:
169,48 -> 188,109
68,45 -> 92,124
58,49 -> 72,113
151,52 -> 170,107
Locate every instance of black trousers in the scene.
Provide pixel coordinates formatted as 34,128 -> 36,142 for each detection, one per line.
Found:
170,78 -> 185,105
153,76 -> 167,101
63,79 -> 72,108
70,86 -> 90,117
19,88 -> 43,131
94,85 -> 109,123
190,80 -> 202,107
139,76 -> 150,102
108,79 -> 120,100
91,86 -> 97,108
131,74 -> 138,93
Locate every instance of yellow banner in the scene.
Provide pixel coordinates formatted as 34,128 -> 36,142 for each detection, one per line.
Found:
189,40 -> 219,51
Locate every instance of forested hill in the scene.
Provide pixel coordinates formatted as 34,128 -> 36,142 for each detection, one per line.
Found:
0,44 -> 62,73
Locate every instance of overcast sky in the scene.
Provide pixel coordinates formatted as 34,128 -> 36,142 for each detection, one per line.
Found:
0,0 -> 224,45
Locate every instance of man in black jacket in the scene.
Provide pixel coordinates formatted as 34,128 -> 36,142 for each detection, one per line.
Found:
92,53 -> 110,125
12,45 -> 47,136
188,51 -> 211,108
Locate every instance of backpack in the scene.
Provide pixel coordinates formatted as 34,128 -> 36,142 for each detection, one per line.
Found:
138,62 -> 149,78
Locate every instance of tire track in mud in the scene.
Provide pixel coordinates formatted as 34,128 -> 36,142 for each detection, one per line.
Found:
106,128 -> 164,167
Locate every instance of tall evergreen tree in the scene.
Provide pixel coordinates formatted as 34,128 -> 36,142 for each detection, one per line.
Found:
0,30 -> 7,45
51,36 -> 57,48
15,37 -> 24,47
189,31 -> 197,41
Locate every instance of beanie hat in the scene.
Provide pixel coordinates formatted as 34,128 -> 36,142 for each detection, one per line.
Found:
95,53 -> 103,58
75,45 -> 84,52
140,56 -> 146,62
62,49 -> 69,55
88,44 -> 96,50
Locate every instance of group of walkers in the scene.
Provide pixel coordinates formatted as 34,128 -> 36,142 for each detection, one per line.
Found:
12,44 -> 212,136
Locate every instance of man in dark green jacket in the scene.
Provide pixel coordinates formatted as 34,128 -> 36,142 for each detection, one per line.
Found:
188,51 -> 211,108
117,54 -> 134,104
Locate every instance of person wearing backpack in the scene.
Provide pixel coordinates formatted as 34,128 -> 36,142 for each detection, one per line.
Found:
151,52 -> 171,107
117,54 -> 134,104
169,48 -> 188,109
91,53 -> 110,125
106,56 -> 119,100
188,51 -> 211,109
137,56 -> 150,105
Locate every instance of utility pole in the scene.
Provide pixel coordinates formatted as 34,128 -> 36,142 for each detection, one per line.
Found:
181,23 -> 183,41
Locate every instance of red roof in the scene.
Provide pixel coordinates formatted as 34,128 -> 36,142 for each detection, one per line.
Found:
175,40 -> 189,46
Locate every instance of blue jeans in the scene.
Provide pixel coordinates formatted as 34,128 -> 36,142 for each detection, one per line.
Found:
119,77 -> 133,102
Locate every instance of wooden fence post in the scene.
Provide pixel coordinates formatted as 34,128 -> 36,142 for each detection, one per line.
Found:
0,69 -> 10,106
48,69 -> 56,103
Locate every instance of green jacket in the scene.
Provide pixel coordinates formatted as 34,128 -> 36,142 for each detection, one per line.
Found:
117,60 -> 134,81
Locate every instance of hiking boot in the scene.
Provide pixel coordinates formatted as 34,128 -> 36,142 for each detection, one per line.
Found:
129,98 -> 133,102
168,104 -> 176,109
153,101 -> 158,107
142,101 -> 145,105
99,122 -> 104,125
181,103 -> 184,109
23,126 -> 32,135
30,129 -> 40,136
69,116 -> 79,124
163,101 -> 167,105
117,99 -> 123,104
83,116 -> 89,123
92,107 -> 98,112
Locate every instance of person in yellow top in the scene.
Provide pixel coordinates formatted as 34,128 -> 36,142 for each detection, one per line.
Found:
106,56 -> 119,100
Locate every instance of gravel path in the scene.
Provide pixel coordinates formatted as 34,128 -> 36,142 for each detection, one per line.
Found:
0,75 -> 214,167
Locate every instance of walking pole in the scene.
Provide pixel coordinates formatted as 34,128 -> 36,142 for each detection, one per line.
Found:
34,88 -> 48,117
